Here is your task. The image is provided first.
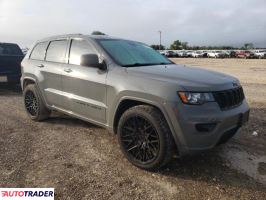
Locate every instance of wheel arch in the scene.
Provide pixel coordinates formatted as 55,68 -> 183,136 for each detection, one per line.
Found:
112,97 -> 180,154
22,77 -> 36,90
22,76 -> 49,109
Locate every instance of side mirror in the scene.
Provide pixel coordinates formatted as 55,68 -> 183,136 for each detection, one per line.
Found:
80,54 -> 107,70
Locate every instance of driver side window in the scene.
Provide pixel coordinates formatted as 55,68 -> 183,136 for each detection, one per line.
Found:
69,39 -> 96,65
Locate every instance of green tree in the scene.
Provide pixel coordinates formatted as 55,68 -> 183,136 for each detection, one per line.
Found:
243,43 -> 254,49
91,31 -> 106,35
150,44 -> 165,50
170,40 -> 182,50
180,42 -> 188,50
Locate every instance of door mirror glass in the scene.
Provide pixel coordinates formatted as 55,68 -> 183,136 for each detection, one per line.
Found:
80,54 -> 107,70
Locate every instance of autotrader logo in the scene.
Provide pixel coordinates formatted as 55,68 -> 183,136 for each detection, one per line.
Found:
0,188 -> 54,199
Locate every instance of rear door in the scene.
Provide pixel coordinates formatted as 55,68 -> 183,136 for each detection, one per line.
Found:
61,38 -> 107,124
37,40 -> 68,108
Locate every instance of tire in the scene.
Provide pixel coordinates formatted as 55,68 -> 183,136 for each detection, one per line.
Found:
117,105 -> 175,170
23,84 -> 50,121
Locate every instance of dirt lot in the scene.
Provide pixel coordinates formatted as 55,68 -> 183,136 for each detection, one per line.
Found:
0,58 -> 266,199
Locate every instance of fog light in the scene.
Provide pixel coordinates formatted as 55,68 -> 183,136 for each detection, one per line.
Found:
195,123 -> 217,132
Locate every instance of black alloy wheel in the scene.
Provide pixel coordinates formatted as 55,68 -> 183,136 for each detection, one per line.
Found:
117,105 -> 175,170
120,115 -> 160,164
24,90 -> 39,117
23,84 -> 50,121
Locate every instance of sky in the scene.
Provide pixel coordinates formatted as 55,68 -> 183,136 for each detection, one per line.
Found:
0,0 -> 265,48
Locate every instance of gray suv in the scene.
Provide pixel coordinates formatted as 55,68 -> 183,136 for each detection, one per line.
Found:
21,34 -> 250,170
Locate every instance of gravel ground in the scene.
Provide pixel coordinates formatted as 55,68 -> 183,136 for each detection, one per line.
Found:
0,58 -> 266,199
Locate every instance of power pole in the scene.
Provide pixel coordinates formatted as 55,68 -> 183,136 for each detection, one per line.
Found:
158,31 -> 162,50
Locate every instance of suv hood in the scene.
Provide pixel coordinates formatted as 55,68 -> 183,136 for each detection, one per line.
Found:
126,64 -> 239,91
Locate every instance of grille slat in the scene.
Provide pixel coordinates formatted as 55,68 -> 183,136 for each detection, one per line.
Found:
213,87 -> 245,110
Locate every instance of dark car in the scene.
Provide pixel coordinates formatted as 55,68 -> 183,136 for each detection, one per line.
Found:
165,50 -> 177,58
0,42 -> 24,84
228,50 -> 237,58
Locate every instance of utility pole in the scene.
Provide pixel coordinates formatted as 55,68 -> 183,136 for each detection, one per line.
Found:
158,31 -> 162,50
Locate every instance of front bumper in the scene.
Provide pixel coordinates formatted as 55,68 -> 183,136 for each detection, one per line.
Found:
166,99 -> 250,155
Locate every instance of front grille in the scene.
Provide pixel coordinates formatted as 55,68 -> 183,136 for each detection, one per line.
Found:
212,87 -> 245,110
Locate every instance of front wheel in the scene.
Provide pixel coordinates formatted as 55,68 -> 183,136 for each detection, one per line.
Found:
23,84 -> 50,121
117,105 -> 175,170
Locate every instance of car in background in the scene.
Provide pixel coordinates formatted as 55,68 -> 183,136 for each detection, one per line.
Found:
191,51 -> 203,58
177,50 -> 188,57
225,50 -> 237,58
165,50 -> 177,58
21,48 -> 29,56
235,50 -> 255,59
0,42 -> 24,85
186,50 -> 193,57
158,50 -> 166,56
201,51 -> 208,58
223,51 -> 230,58
254,50 -> 266,59
207,51 -> 226,58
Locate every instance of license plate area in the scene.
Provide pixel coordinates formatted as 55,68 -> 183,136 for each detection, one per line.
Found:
0,76 -> 8,82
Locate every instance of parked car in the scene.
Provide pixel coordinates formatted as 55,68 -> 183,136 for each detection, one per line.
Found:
165,50 -> 177,57
254,50 -> 266,59
0,42 -> 24,84
177,50 -> 188,57
21,48 -> 29,56
201,51 -> 208,58
186,50 -> 193,57
235,50 -> 255,59
224,50 -> 237,58
158,50 -> 166,56
207,51 -> 226,58
191,51 -> 203,58
21,34 -> 250,170
223,51 -> 230,58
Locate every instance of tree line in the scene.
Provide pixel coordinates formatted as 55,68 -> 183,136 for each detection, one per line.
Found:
150,40 -> 257,50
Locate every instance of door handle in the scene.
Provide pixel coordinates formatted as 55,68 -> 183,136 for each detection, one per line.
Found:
64,68 -> 72,73
37,64 -> 45,68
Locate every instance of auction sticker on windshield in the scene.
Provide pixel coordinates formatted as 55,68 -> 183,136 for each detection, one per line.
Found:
0,188 -> 54,199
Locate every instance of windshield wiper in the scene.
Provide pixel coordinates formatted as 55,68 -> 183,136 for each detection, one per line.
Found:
122,63 -> 156,67
156,62 -> 173,65
123,62 -> 173,67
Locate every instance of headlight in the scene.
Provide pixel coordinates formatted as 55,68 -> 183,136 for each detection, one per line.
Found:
178,92 -> 214,105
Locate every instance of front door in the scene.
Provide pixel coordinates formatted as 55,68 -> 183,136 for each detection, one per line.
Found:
61,39 -> 107,124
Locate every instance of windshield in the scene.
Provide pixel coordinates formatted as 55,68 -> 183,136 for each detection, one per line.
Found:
96,39 -> 173,67
0,43 -> 23,56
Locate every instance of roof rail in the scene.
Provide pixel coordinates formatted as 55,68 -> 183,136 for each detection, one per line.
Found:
37,33 -> 84,43
50,33 -> 83,37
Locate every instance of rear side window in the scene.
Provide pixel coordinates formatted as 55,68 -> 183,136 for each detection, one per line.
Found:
46,40 -> 68,63
0,43 -> 23,56
69,39 -> 96,65
30,42 -> 48,60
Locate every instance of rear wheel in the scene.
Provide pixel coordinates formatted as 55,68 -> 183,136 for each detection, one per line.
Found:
117,105 -> 175,170
23,84 -> 50,121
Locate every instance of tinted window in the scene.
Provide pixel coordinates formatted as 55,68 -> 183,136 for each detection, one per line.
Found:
30,42 -> 48,60
69,39 -> 96,65
0,43 -> 23,56
97,39 -> 172,67
46,40 -> 68,63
